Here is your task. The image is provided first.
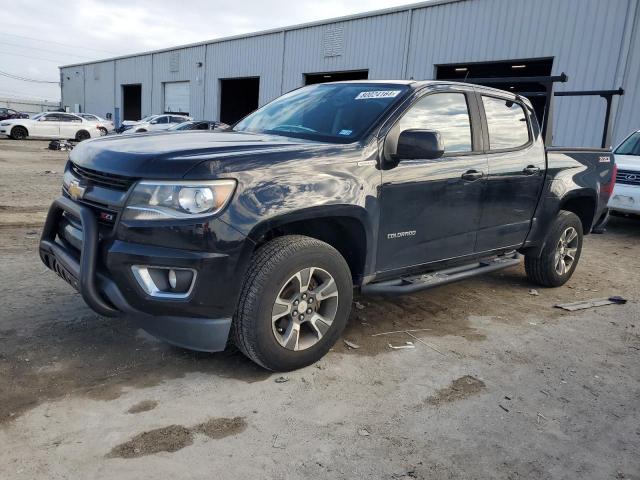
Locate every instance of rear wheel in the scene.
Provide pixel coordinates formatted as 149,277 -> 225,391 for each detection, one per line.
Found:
136,129 -> 147,133
525,210 -> 583,287
232,235 -> 353,371
98,127 -> 108,136
10,126 -> 27,140
75,130 -> 91,141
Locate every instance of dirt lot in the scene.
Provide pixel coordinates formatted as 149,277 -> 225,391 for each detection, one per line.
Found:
0,139 -> 638,479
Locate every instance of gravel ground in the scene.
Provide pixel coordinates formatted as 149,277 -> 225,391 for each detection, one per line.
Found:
0,139 -> 638,479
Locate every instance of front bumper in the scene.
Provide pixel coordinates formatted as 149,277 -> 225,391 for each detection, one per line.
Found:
39,196 -> 235,352
608,183 -> 640,214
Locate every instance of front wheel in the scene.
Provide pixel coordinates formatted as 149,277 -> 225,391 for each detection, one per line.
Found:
10,126 -> 27,140
525,210 -> 583,287
232,235 -> 353,371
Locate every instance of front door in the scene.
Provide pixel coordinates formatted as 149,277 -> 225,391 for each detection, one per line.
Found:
34,113 -> 61,138
475,94 -> 546,251
377,90 -> 488,272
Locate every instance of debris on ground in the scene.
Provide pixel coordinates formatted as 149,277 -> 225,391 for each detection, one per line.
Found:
388,343 -> 416,350
498,404 -> 509,412
354,301 -> 366,310
536,412 -> 548,424
274,376 -> 289,383
47,140 -> 74,151
529,289 -> 539,296
555,296 -> 627,311
357,428 -> 370,436
343,339 -> 360,349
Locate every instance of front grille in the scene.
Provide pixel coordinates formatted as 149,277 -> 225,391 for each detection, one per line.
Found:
616,169 -> 640,186
70,162 -> 136,191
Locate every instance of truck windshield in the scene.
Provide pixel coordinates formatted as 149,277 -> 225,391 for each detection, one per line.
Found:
234,83 -> 409,143
615,132 -> 640,156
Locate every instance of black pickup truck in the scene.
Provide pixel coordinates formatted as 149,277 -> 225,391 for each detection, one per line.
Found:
40,80 -> 615,370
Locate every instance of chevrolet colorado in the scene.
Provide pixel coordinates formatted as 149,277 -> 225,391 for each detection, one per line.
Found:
39,80 -> 615,370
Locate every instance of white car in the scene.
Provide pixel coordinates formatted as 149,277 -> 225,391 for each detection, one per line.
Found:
608,130 -> 640,215
0,112 -> 101,141
78,113 -> 115,135
122,114 -> 191,134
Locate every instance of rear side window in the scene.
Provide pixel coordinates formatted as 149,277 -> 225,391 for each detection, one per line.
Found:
396,92 -> 473,153
482,96 -> 530,150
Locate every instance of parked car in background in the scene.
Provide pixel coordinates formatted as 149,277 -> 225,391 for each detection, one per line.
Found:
0,107 -> 29,121
78,114 -> 115,135
608,130 -> 640,216
120,114 -> 191,134
167,120 -> 230,131
0,112 -> 101,141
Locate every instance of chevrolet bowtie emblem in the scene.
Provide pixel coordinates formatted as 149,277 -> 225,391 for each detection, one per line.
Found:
68,180 -> 86,200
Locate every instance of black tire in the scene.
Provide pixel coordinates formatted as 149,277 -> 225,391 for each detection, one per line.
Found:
10,126 -> 27,140
136,129 -> 147,133
232,235 -> 353,371
525,210 -> 583,287
75,130 -> 91,141
98,127 -> 108,136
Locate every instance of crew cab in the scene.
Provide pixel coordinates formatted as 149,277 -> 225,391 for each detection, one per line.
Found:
608,130 -> 640,215
39,80 -> 615,371
1,112 -> 101,141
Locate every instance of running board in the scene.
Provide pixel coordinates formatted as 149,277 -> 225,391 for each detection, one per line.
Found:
361,253 -> 521,296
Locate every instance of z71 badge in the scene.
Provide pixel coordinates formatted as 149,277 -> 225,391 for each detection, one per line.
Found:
599,156 -> 611,163
387,230 -> 416,239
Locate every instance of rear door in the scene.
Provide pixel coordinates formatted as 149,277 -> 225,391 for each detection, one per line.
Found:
475,93 -> 545,251
58,113 -> 83,138
377,87 -> 488,272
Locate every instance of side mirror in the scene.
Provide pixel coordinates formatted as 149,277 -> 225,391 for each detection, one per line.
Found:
150,120 -> 158,124
396,129 -> 444,160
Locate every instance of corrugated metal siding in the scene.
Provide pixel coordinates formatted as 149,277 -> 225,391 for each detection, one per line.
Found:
152,46 -> 206,118
84,61 -> 115,117
62,0 -> 639,145
60,66 -> 85,111
407,0 -> 633,147
613,1 -> 640,145
203,32 -> 284,117
282,12 -> 410,93
114,55 -> 153,118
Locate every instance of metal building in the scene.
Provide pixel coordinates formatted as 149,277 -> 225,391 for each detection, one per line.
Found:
60,0 -> 640,147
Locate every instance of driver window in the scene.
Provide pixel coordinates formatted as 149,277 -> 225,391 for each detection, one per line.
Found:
397,92 -> 472,153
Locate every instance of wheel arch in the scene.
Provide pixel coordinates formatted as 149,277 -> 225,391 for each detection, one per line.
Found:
248,206 -> 373,285
11,124 -> 28,137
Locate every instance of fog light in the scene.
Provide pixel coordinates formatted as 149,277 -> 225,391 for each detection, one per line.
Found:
131,266 -> 196,298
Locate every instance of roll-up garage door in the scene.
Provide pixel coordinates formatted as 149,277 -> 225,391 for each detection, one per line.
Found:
164,81 -> 190,115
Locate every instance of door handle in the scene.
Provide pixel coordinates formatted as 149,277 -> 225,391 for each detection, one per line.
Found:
523,165 -> 541,175
461,170 -> 484,181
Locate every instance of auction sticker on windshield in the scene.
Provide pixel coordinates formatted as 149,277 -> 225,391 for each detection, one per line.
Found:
355,90 -> 402,100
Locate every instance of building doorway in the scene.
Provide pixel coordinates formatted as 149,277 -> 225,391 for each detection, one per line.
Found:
304,69 -> 369,85
436,58 -> 553,124
122,84 -> 142,121
219,77 -> 260,125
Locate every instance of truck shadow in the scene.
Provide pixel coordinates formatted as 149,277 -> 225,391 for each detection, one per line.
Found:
0,305 -> 270,425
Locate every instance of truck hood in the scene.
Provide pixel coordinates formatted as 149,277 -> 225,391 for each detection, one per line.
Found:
68,130 -> 333,178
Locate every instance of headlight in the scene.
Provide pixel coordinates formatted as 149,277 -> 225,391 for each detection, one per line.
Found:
122,180 -> 236,221
0,123 -> 10,126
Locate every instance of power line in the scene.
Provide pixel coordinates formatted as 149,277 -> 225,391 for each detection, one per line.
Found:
0,49 -> 68,63
0,32 -> 119,55
0,40 -> 94,60
0,69 -> 59,84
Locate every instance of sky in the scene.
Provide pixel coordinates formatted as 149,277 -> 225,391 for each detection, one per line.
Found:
0,0 -> 416,103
